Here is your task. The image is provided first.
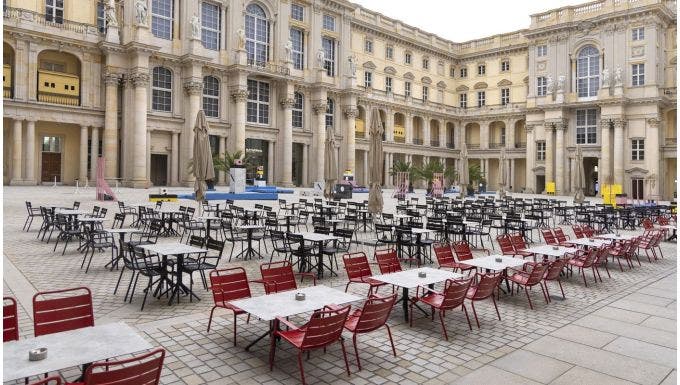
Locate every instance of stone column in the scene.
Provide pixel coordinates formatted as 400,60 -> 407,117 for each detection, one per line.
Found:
424,120 -> 431,147
229,87 -> 248,155
646,117 -> 660,198
439,119 -> 446,148
312,101 -> 328,183
130,71 -> 149,187
385,111 -> 395,142
525,124 -> 536,193
613,118 -> 626,187
405,113 -> 413,144
599,119 -> 611,185
103,73 -> 120,179
279,96 -> 294,187
480,121 -> 489,149
302,143 -> 309,187
24,118 -> 36,184
509,158 -> 515,191
11,118 -> 23,184
343,106 -> 358,174
267,141 -> 275,185
79,125 -> 89,184
544,123 -> 554,190
555,121 -> 565,194
218,136 -> 226,184
146,130 -> 151,182
383,152 -> 390,187
181,79 -> 203,185
89,127 -> 100,181
171,132 -> 179,186
363,150 -> 369,185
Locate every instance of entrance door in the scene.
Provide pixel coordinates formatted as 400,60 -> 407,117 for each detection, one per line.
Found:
150,154 -> 168,186
536,175 -> 545,194
292,143 -> 303,186
631,178 -> 644,199
41,136 -> 62,182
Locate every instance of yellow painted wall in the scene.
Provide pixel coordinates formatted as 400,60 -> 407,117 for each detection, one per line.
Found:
35,122 -> 81,185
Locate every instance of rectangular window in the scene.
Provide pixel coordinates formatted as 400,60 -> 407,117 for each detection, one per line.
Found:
501,88 -> 510,106
325,98 -> 334,128
247,79 -> 270,124
97,1 -> 106,33
460,67 -> 467,78
631,139 -> 645,161
404,81 -> 411,97
364,39 -> 373,53
422,58 -> 429,70
449,66 -> 455,78
477,64 -> 486,75
290,28 -> 304,70
459,93 -> 467,108
632,27 -> 644,41
292,92 -> 303,129
631,178 -> 644,199
322,14 -> 335,31
536,141 -> 546,161
501,60 -> 510,72
537,45 -> 547,57
422,86 -> 429,102
291,3 -> 303,21
477,91 -> 485,107
202,77 -> 220,118
201,2 -> 221,50
576,108 -> 597,144
45,0 -> 64,24
385,46 -> 393,60
537,76 -> 547,96
152,0 -> 173,40
364,71 -> 372,88
405,52 -> 412,65
322,37 -> 335,77
385,76 -> 392,93
632,63 -> 645,86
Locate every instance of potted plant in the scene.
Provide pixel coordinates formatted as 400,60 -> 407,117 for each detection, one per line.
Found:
389,160 -> 416,192
411,159 -> 457,194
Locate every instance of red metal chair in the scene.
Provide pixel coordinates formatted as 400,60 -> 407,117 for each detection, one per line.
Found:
409,278 -> 472,340
641,218 -> 655,231
543,258 -> 568,300
433,242 -> 475,274
258,261 -> 316,294
342,252 -> 388,296
608,240 -> 636,270
465,273 -> 503,328
592,246 -> 612,282
496,234 -> 518,256
452,240 -> 489,269
509,233 -> 534,259
572,225 -> 584,239
637,231 -> 662,262
566,249 -> 598,287
374,248 -> 404,274
582,225 -> 596,237
207,268 -> 252,346
3,296 -> 19,342
507,262 -> 550,309
540,229 -> 558,245
270,305 -> 351,385
27,377 -> 62,385
79,348 -> 165,385
553,228 -> 573,247
33,287 -> 93,337
342,293 -> 398,370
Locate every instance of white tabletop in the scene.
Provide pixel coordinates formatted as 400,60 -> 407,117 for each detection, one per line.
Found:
105,228 -> 143,234
411,228 -> 435,235
54,209 -> 88,215
461,255 -> 527,271
597,233 -> 637,240
521,245 -> 577,257
78,218 -> 107,222
294,232 -> 339,242
229,285 -> 361,321
158,209 -> 181,214
196,216 -> 220,220
659,225 -> 677,230
568,238 -> 611,248
240,225 -> 264,230
372,267 -> 463,289
139,243 -> 207,255
3,322 -> 151,382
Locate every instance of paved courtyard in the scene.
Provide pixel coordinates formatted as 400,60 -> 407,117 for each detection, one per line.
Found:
2,185 -> 677,385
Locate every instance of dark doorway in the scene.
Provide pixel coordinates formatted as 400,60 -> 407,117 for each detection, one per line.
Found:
150,154 -> 168,186
536,175 -> 545,194
632,178 -> 644,199
292,143 -> 303,186
41,136 -> 62,183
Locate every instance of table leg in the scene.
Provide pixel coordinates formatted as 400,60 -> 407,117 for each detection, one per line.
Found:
402,287 -> 409,321
317,240 -> 324,278
245,319 -> 276,351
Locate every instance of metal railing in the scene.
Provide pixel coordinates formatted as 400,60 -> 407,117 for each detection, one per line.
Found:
430,140 -> 440,147
489,142 -> 505,149
4,6 -> 102,35
246,59 -> 290,76
355,131 -> 366,139
38,92 -> 80,106
514,142 -> 527,149
467,143 -> 480,149
446,142 -> 455,149
394,137 -> 406,143
413,138 -> 423,145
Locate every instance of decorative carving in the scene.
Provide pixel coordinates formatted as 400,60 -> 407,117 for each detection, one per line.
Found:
362,60 -> 376,70
105,0 -> 118,27
601,67 -> 610,87
134,0 -> 148,25
183,80 -> 203,95
647,117 -> 660,128
614,66 -> 622,86
103,72 -> 121,86
343,107 -> 358,119
557,75 -> 565,92
347,55 -> 357,77
190,13 -> 201,39
129,71 -> 149,88
599,119 -> 613,130
612,118 -> 626,129
383,66 -> 396,75
230,88 -> 248,103
403,72 -> 414,80
284,39 -> 293,63
546,74 -> 554,94
537,61 -> 547,71
236,29 -> 246,50
421,76 -> 432,85
631,46 -> 645,57
280,97 -> 295,109
525,124 -> 534,133
313,102 -> 328,114
316,48 -> 326,69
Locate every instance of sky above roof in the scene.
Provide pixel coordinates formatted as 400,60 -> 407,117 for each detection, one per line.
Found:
351,0 -> 586,42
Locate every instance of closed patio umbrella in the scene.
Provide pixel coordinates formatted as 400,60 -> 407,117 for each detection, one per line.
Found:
458,144 -> 469,198
498,147 -> 507,198
324,125 -> 338,199
367,108 -> 384,214
193,110 -> 215,203
574,145 -> 585,203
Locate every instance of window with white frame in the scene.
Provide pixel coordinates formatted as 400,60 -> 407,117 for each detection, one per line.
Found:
325,98 -> 334,127
97,1 -> 106,33
290,28 -> 304,70
422,58 -> 429,70
364,71 -> 372,88
501,88 -> 510,106
292,91 -> 303,129
404,81 -> 411,97
576,108 -> 597,144
537,45 -> 547,57
632,27 -> 644,41
201,2 -> 221,50
449,66 -> 455,78
385,45 -> 393,60
245,4 -> 270,65
385,77 -> 392,93
459,93 -> 467,108
537,76 -> 547,96
576,45 -> 600,97
422,86 -> 429,102
477,64 -> 486,75
322,14 -> 335,31
322,37 -> 335,76
460,67 -> 467,78
45,0 -> 64,24
632,178 -> 644,199
477,91 -> 485,107
536,141 -> 546,160
631,139 -> 644,160
202,76 -> 219,117
404,52 -> 412,65
151,0 -> 173,40
152,67 -> 172,112
632,63 -> 645,86
291,3 -> 303,21
247,79 -> 269,124
364,38 -> 373,53
501,60 -> 510,72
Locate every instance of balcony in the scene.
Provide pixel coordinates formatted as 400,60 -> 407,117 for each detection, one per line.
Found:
467,143 -> 480,149
246,59 -> 290,76
413,138 -> 424,145
514,142 -> 527,149
430,140 -> 440,147
394,137 -> 405,143
4,6 -> 102,35
446,142 -> 455,149
665,137 -> 677,146
355,131 -> 366,139
489,142 -> 505,149
37,70 -> 80,106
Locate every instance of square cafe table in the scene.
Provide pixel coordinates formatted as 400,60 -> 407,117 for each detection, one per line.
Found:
139,243 -> 207,304
462,255 -> 528,294
372,267 -> 463,321
596,233 -> 638,241
568,238 -> 611,249
230,285 -> 361,350
521,245 -> 578,259
294,232 -> 339,278
3,322 -> 151,382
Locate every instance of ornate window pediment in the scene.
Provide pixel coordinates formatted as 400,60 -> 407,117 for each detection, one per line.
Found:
625,167 -> 649,175
436,81 -> 447,89
473,82 -> 488,89
362,61 -> 376,70
497,79 -> 512,87
421,76 -> 432,84
403,72 -> 415,80
456,85 -> 469,92
384,66 -> 397,75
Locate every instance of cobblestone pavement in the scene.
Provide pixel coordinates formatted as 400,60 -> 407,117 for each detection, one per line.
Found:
3,186 -> 677,384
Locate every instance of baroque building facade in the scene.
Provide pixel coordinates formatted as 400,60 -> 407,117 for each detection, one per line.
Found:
2,0 -> 677,200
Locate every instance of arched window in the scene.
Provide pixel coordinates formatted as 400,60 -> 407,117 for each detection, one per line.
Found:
576,45 -> 599,97
152,67 -> 172,112
245,3 -> 269,65
203,76 -> 220,118
292,91 -> 303,129
325,98 -> 334,128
